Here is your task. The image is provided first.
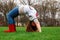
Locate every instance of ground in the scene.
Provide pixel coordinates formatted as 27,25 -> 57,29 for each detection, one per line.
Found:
0,27 -> 60,40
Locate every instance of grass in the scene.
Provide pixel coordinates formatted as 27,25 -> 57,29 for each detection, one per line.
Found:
0,27 -> 60,40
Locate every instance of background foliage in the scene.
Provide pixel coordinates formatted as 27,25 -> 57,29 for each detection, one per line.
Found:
0,0 -> 60,26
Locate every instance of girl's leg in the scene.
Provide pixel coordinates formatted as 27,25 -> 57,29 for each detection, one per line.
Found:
4,7 -> 19,32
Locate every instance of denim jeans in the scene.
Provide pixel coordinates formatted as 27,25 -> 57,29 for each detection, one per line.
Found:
6,7 -> 19,24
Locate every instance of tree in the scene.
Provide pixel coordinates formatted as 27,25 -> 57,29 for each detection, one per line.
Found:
0,1 -> 15,26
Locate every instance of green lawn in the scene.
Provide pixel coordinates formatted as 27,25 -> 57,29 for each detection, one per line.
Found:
0,27 -> 60,40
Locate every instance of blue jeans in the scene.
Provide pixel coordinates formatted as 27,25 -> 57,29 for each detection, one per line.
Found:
6,7 -> 19,24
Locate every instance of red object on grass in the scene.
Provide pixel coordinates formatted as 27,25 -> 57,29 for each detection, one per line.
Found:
4,24 -> 16,32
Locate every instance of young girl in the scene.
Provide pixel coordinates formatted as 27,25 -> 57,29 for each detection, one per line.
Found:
4,0 -> 41,32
